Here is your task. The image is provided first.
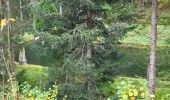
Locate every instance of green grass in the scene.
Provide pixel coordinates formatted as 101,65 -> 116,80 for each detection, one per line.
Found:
16,64 -> 48,85
0,64 -> 49,100
121,25 -> 170,46
122,6 -> 170,46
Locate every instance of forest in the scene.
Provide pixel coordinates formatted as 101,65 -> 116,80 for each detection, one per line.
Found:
0,0 -> 170,100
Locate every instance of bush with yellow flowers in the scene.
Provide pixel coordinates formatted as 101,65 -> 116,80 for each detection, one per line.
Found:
20,82 -> 58,100
105,77 -> 156,100
115,80 -> 149,100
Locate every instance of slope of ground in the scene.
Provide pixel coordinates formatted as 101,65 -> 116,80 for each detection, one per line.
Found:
16,64 -> 48,85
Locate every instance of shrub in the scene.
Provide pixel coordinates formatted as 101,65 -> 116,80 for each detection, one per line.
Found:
113,77 -> 150,100
19,82 -> 58,100
103,77 -> 155,100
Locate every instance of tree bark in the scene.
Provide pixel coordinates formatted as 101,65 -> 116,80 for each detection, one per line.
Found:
0,0 -> 3,66
0,48 -> 3,65
30,0 -> 36,5
19,47 -> 27,65
137,0 -> 145,16
148,0 -> 157,95
20,0 -> 23,21
19,0 -> 27,65
0,0 -> 1,17
59,5 -> 62,16
86,45 -> 94,100
7,0 -> 12,64
85,8 -> 94,100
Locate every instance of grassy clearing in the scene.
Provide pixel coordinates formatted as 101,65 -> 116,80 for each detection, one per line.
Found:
16,64 -> 48,85
121,25 -> 170,46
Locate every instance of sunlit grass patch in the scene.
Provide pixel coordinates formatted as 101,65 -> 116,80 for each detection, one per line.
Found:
16,64 -> 48,85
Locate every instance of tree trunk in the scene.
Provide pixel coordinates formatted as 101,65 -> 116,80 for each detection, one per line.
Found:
0,0 -> 3,67
148,0 -> 157,95
11,43 -> 15,65
0,48 -> 3,65
86,45 -> 94,100
19,0 -> 27,65
30,0 -> 36,5
0,0 -> 1,17
137,0 -> 145,16
7,0 -> 12,64
20,0 -> 23,20
59,5 -> 62,16
19,47 -> 27,65
85,8 -> 94,100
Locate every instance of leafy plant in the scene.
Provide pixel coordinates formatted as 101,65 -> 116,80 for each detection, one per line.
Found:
20,82 -> 58,100
115,80 -> 150,100
104,77 -> 156,100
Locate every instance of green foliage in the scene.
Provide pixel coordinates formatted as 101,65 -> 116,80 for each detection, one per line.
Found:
101,77 -> 150,100
158,0 -> 170,9
26,0 -> 147,99
27,30 -> 170,99
101,77 -> 170,100
20,82 -> 58,100
156,89 -> 170,100
122,25 -> 170,46
159,16 -> 170,25
114,80 -> 150,100
2,0 -> 170,99
18,32 -> 35,46
104,1 -> 136,22
155,80 -> 170,100
33,0 -> 57,31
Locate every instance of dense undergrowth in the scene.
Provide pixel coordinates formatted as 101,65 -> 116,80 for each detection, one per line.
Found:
15,64 -> 170,99
15,42 -> 170,99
